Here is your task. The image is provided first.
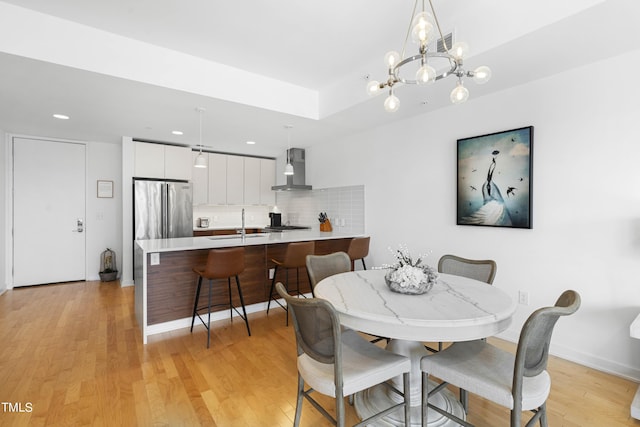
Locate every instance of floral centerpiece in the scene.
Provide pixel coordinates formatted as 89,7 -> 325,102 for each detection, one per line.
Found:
382,245 -> 438,295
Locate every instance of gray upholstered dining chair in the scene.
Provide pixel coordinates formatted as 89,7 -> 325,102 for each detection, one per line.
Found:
421,290 -> 581,427
306,251 -> 351,296
437,254 -> 497,285
307,252 -> 388,344
276,282 -> 412,427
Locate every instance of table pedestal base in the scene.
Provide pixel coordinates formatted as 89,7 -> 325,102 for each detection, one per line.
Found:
353,339 -> 465,426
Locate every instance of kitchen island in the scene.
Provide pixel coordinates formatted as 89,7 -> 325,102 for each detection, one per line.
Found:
134,230 -> 365,343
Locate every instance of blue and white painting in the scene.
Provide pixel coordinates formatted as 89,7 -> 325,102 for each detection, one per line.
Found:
457,126 -> 533,229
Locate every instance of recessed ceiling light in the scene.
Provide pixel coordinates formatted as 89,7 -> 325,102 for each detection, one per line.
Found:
172,130 -> 184,135
246,140 -> 256,145
53,114 -> 69,120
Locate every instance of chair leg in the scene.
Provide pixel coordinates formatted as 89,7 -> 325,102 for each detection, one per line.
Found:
228,277 -> 233,321
460,389 -> 468,413
293,373 -> 304,427
235,275 -> 251,336
361,258 -> 367,270
539,403 -> 548,427
335,389 -> 345,427
266,265 -> 278,314
206,279 -> 212,349
403,372 -> 410,427
422,372 -> 428,427
191,276 -> 202,332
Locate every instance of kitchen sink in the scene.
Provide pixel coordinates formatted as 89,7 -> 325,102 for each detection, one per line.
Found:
208,233 -> 270,240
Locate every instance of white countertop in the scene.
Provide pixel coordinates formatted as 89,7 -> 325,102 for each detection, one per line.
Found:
136,229 -> 364,253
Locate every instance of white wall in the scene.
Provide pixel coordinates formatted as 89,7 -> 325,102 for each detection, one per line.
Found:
1,135 -> 122,287
86,141 -> 122,280
0,130 -> 7,294
307,49 -> 640,381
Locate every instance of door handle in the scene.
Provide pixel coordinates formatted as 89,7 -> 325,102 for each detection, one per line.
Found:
72,218 -> 84,233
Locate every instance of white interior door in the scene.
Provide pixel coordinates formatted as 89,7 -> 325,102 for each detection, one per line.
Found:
13,137 -> 86,286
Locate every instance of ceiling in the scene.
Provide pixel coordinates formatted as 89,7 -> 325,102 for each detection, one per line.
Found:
0,0 -> 636,158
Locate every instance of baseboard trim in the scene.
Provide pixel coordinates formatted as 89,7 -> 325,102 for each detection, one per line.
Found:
497,330 -> 640,383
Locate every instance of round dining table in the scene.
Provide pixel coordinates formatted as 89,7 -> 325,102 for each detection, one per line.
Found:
314,268 -> 517,427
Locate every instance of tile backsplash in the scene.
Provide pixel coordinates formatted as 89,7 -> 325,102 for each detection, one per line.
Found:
192,185 -> 365,233
275,185 -> 365,234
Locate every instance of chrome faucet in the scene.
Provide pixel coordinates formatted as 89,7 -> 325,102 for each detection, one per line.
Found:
241,208 -> 246,238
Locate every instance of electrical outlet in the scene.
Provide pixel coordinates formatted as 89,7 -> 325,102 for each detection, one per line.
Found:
268,268 -> 275,279
518,291 -> 529,305
150,253 -> 160,265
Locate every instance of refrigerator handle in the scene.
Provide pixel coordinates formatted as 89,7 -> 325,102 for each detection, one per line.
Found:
161,183 -> 168,238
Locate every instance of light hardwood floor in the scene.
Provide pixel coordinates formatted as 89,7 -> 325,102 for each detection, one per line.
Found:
0,280 -> 638,427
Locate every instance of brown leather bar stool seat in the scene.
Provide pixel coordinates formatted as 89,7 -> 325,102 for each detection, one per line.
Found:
347,236 -> 370,270
266,241 -> 315,325
191,247 -> 251,348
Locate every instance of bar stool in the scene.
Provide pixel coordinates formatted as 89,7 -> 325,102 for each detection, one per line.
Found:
191,247 -> 251,348
266,241 -> 315,325
347,236 -> 370,270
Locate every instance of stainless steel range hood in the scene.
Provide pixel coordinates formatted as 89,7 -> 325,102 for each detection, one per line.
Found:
271,148 -> 313,191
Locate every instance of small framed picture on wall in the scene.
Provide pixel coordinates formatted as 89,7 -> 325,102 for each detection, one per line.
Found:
456,126 -> 533,229
97,180 -> 114,198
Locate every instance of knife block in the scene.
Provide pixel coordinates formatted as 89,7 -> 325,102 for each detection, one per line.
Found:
320,220 -> 333,232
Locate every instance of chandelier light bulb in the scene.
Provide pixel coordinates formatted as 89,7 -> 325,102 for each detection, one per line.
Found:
416,64 -> 436,85
450,42 -> 469,60
384,93 -> 400,112
450,83 -> 469,104
367,80 -> 382,96
411,12 -> 434,44
384,51 -> 401,68
472,66 -> 492,84
368,0 -> 491,112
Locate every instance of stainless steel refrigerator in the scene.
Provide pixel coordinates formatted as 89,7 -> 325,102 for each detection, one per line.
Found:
134,179 -> 193,240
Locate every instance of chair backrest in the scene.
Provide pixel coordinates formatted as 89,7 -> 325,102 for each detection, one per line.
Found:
438,254 -> 497,285
275,282 -> 342,367
202,247 -> 245,279
347,237 -> 370,261
281,241 -> 316,268
516,290 -> 581,377
511,290 -> 580,417
306,252 -> 351,292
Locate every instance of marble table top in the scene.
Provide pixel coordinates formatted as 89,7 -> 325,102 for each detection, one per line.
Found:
314,269 -> 517,342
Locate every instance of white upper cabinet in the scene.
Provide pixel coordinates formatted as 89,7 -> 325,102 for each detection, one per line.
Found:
260,158 -> 276,205
134,141 -> 192,180
207,153 -> 227,205
164,145 -> 192,181
192,151 -> 208,205
134,142 -> 164,178
191,153 -> 276,206
226,155 -> 244,205
244,157 -> 261,205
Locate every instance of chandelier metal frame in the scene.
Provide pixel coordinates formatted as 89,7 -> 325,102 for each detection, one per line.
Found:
368,0 -> 491,112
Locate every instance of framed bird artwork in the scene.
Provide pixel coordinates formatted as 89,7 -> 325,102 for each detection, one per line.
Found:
456,126 -> 533,229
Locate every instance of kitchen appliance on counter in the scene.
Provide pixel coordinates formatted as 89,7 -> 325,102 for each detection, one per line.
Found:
197,217 -> 210,228
134,179 -> 193,240
269,212 -> 282,227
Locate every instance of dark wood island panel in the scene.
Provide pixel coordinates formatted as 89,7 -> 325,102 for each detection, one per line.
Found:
146,238 -> 353,325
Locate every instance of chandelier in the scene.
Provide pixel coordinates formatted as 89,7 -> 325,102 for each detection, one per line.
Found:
367,0 -> 491,112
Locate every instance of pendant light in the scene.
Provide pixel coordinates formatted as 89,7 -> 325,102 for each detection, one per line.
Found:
194,107 -> 207,168
284,125 -> 294,176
